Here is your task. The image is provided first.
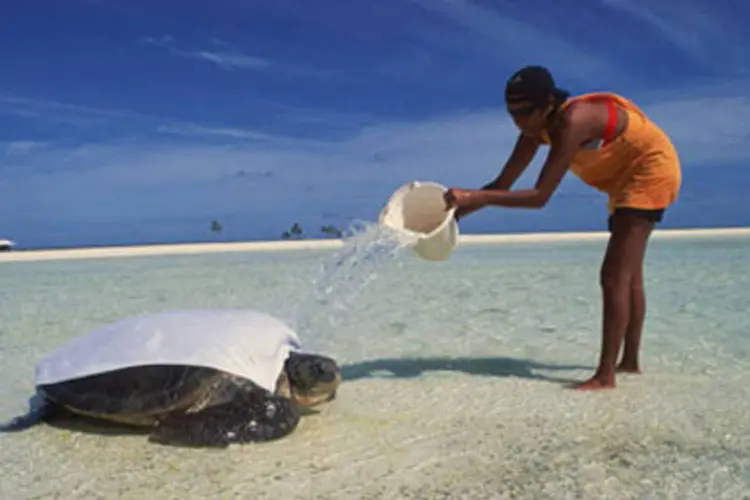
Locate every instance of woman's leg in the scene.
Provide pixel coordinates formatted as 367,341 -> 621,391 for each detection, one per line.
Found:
575,211 -> 655,390
617,262 -> 646,373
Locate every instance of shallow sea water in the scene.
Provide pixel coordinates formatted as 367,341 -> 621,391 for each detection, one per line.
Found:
1,234 -> 749,499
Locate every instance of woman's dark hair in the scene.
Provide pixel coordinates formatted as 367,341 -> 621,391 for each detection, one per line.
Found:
505,65 -> 570,108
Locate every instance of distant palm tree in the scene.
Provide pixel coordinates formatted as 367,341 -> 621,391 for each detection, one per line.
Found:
281,222 -> 304,240
320,224 -> 343,238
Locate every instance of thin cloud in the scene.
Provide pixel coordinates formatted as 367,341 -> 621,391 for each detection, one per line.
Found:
407,0 -> 625,86
601,0 -> 749,72
0,94 -> 366,144
142,35 -> 273,72
0,95 -> 143,124
156,124 -> 281,142
174,49 -> 272,71
4,141 -> 47,156
405,0 -> 749,92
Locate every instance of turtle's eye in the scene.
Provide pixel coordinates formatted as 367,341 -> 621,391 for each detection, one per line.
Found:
314,359 -> 339,383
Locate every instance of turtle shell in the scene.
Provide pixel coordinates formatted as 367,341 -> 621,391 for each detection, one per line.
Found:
39,364 -> 227,426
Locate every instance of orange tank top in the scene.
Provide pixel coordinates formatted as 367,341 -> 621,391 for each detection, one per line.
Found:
538,92 -> 675,195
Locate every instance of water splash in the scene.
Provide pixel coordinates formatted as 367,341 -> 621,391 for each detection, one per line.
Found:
289,220 -> 418,338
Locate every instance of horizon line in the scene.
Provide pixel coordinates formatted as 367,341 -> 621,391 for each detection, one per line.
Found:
1,226 -> 748,263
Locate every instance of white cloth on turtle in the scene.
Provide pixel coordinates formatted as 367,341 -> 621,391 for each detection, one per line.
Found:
35,309 -> 302,393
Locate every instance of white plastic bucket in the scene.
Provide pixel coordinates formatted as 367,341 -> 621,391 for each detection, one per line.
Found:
378,181 -> 459,261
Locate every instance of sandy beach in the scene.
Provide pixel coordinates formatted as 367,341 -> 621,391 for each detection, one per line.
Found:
1,229 -> 749,499
1,226 -> 748,263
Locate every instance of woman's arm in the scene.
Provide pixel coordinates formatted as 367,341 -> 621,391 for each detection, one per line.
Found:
454,133 -> 540,220
491,133 -> 541,190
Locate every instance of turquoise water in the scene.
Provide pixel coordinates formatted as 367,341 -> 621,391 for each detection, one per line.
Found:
1,235 -> 749,499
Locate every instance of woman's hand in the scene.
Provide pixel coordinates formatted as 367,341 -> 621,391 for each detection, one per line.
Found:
443,188 -> 480,210
444,188 -> 489,221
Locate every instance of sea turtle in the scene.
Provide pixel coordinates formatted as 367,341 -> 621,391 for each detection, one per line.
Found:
0,309 -> 341,447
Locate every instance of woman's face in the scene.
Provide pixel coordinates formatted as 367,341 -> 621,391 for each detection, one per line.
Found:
506,97 -> 552,137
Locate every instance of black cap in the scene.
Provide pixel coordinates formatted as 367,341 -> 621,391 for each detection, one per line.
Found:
505,65 -> 568,104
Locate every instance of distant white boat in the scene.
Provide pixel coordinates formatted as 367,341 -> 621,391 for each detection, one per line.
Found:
0,239 -> 15,252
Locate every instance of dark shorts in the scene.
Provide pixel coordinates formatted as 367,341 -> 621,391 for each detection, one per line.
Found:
607,207 -> 665,233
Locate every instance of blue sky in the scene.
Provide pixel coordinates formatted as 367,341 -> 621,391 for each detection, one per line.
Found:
1,0 -> 749,248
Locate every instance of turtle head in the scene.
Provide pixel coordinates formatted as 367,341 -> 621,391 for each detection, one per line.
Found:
278,352 -> 341,408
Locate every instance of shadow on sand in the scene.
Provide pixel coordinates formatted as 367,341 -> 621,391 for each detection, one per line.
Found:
0,394 -> 151,437
341,356 -> 592,385
43,414 -> 152,437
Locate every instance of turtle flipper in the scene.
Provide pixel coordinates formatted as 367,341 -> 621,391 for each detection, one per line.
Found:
0,393 -> 62,432
148,391 -> 301,448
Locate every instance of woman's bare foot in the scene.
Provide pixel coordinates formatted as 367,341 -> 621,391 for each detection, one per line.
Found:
571,375 -> 615,391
